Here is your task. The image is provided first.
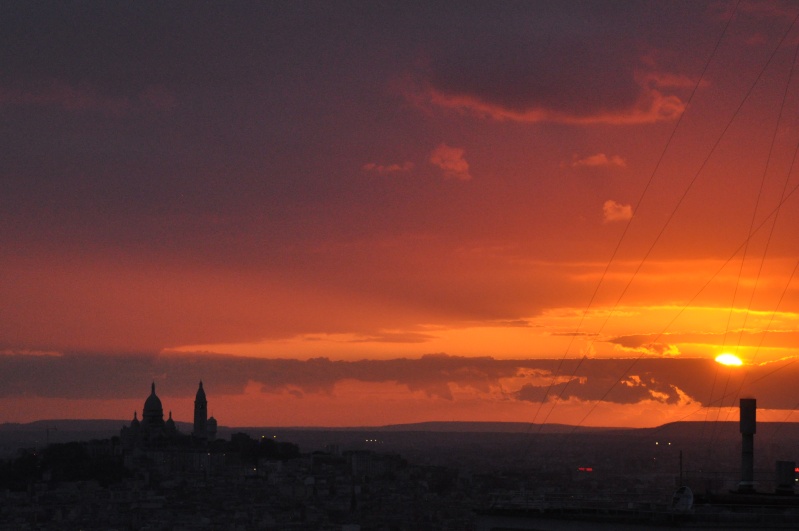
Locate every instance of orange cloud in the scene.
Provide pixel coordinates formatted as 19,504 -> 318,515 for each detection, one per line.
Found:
571,153 -> 627,168
429,143 -> 471,180
362,161 -> 414,175
421,84 -> 684,125
602,199 -> 633,222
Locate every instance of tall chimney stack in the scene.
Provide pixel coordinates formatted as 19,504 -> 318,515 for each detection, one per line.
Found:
739,398 -> 756,493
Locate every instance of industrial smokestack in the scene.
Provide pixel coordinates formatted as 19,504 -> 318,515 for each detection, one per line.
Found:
739,398 -> 756,493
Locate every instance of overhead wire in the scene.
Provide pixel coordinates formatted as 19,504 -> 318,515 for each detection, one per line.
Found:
557,7 -> 799,439
727,39 -> 799,393
527,0 -> 743,435
571,173 -> 799,437
704,23 -> 799,468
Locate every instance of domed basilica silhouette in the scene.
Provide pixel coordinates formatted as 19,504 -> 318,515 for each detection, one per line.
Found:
121,381 -> 217,447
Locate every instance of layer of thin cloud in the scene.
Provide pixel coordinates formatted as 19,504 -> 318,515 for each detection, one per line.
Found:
0,348 -> 62,357
604,334 -> 681,357
422,85 -> 685,125
429,143 -> 471,180
347,331 -> 438,344
603,200 -> 633,222
2,352 -> 798,411
737,0 -> 799,20
0,81 -> 176,114
362,161 -> 414,175
571,153 -> 627,168
639,71 -> 705,90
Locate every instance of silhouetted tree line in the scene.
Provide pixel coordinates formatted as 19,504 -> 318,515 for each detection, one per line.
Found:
0,440 -> 130,491
218,432 -> 300,465
0,433 -> 300,491
0,449 -> 39,491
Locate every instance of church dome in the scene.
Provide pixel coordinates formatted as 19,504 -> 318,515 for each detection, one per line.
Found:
165,411 -> 176,434
142,382 -> 165,431
143,382 -> 163,415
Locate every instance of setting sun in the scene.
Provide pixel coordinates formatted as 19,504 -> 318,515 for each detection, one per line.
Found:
715,353 -> 743,366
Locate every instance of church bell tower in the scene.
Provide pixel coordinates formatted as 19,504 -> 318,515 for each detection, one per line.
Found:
193,381 -> 208,439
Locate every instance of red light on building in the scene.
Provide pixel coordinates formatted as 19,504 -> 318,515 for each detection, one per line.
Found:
578,467 -> 593,472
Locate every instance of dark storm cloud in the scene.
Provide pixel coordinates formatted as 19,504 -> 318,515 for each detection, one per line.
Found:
0,2 -> 384,239
602,334 -> 679,356
2,352 -> 799,410
511,356 -> 799,409
414,1 -> 715,123
607,334 -> 662,349
516,377 -> 662,405
0,353 -> 530,401
0,1 -> 721,258
426,29 -> 641,118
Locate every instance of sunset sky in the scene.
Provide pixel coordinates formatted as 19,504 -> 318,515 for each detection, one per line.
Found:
2,1 -> 799,429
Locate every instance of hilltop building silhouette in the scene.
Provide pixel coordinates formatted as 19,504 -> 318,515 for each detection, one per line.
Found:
142,382 -> 165,433
121,381 -> 217,447
194,380 -> 219,439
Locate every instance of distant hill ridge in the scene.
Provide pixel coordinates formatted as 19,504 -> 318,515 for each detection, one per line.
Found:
0,418 -> 746,437
4,418 -> 799,460
10,418 -> 799,440
0,418 -> 752,433
336,421 -> 623,433
0,419 -> 192,432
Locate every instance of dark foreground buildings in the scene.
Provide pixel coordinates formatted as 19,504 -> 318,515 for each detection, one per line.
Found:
0,380 -> 475,530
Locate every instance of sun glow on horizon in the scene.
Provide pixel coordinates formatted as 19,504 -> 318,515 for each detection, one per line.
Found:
715,353 -> 743,366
